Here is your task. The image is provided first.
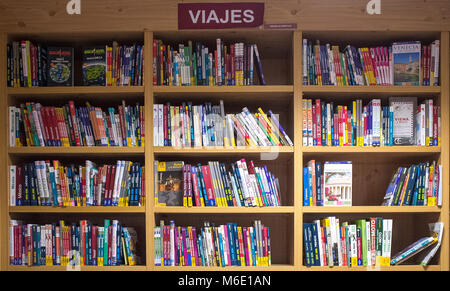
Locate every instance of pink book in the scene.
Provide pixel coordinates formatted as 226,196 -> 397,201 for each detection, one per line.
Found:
192,227 -> 199,266
383,46 -> 389,85
223,225 -> 232,266
243,227 -> 249,266
315,99 -> 322,146
182,227 -> 188,266
312,104 -> 317,145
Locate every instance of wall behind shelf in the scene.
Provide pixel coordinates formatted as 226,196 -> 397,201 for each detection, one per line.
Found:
0,0 -> 449,32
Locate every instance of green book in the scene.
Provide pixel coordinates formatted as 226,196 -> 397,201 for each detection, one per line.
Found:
376,217 -> 383,266
356,219 -> 368,266
103,219 -> 110,266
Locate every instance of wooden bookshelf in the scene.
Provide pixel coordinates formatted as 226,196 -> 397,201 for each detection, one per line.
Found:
0,29 -> 448,272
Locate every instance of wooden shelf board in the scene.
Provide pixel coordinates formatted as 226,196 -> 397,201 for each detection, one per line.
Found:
302,206 -> 441,214
300,265 -> 441,271
301,146 -> 440,153
154,264 -> 295,271
9,206 -> 146,213
301,85 -> 441,94
154,146 -> 294,154
8,147 -> 145,155
154,206 -> 295,214
8,265 -> 147,271
7,86 -> 144,96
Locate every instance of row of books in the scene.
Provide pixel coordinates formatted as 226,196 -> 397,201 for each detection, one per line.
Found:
9,219 -> 139,266
153,101 -> 293,147
383,162 -> 442,206
9,160 -> 145,207
303,217 -> 393,266
82,43 -> 144,86
9,101 -> 144,147
153,39 -> 265,86
303,161 -> 352,206
302,39 -> 440,86
155,160 -> 281,207
6,41 -> 144,87
154,220 -> 270,267
302,97 -> 440,147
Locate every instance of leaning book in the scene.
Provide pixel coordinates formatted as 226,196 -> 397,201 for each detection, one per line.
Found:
323,161 -> 352,206
392,41 -> 421,86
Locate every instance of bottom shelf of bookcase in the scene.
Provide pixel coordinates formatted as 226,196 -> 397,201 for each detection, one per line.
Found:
152,264 -> 296,271
299,265 -> 441,271
7,265 -> 148,271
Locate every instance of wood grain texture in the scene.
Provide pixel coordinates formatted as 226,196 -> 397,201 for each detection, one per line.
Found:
0,0 -> 450,32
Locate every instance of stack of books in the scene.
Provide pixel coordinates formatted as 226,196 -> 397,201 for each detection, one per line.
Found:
302,97 -> 440,147
153,101 -> 292,147
153,39 -> 265,86
382,161 -> 442,206
154,220 -> 270,267
302,39 -> 440,86
154,160 -> 281,207
303,217 -> 393,267
9,101 -> 144,147
9,160 -> 145,207
9,219 -> 139,266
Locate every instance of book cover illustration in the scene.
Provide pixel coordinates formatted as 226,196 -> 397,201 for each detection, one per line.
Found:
157,161 -> 184,206
389,97 -> 417,145
47,47 -> 73,86
82,46 -> 107,86
392,41 -> 421,86
323,161 -> 352,206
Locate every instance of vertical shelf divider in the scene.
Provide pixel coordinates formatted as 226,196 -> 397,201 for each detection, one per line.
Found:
293,30 -> 303,268
145,30 -> 155,270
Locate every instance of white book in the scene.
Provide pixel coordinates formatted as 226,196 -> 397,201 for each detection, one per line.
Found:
236,113 -> 258,146
420,104 -> 426,146
32,104 -> 45,146
372,99 -> 381,146
111,220 -> 118,264
335,218 -> 343,266
382,219 -> 393,266
437,165 -> 443,206
348,224 -> 358,266
242,107 -> 270,146
328,217 -> 338,266
39,160 -> 51,204
433,40 -> 440,86
236,160 -> 251,206
158,104 -> 164,147
365,221 -> 372,267
327,44 -> 336,85
428,100 -> 433,146
112,160 -> 122,206
9,165 -> 16,206
241,160 -> 257,207
169,222 -> 175,266
34,161 -> 45,205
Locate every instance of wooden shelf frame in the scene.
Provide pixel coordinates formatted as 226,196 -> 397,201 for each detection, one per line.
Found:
0,30 -> 448,271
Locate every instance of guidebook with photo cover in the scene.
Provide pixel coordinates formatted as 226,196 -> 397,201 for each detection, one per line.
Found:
82,46 -> 107,86
392,41 -> 421,86
389,97 -> 417,145
156,161 -> 184,206
47,47 -> 74,86
323,161 -> 352,206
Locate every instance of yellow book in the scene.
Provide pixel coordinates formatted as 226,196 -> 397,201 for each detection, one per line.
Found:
257,108 -> 281,145
26,41 -> 32,87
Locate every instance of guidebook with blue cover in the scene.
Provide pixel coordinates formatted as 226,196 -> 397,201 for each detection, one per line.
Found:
392,41 -> 421,86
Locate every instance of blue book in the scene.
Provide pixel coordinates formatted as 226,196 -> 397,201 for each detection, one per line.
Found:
303,167 -> 310,206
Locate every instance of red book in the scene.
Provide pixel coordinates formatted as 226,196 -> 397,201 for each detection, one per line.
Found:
343,106 -> 348,146
191,167 -> 202,207
263,226 -> 268,265
108,166 -> 116,206
340,226 -> 347,266
370,218 -> 376,266
118,106 -> 127,146
68,101 -> 81,146
201,165 -> 216,206
103,165 -> 111,206
43,107 -> 54,146
38,106 -> 49,146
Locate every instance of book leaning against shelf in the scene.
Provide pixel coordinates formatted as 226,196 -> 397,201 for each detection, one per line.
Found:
9,219 -> 139,266
153,100 -> 293,147
9,160 -> 145,207
9,100 -> 144,147
154,220 -> 270,267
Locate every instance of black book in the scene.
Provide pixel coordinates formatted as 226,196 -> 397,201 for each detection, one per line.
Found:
47,47 -> 74,86
82,46 -> 107,86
